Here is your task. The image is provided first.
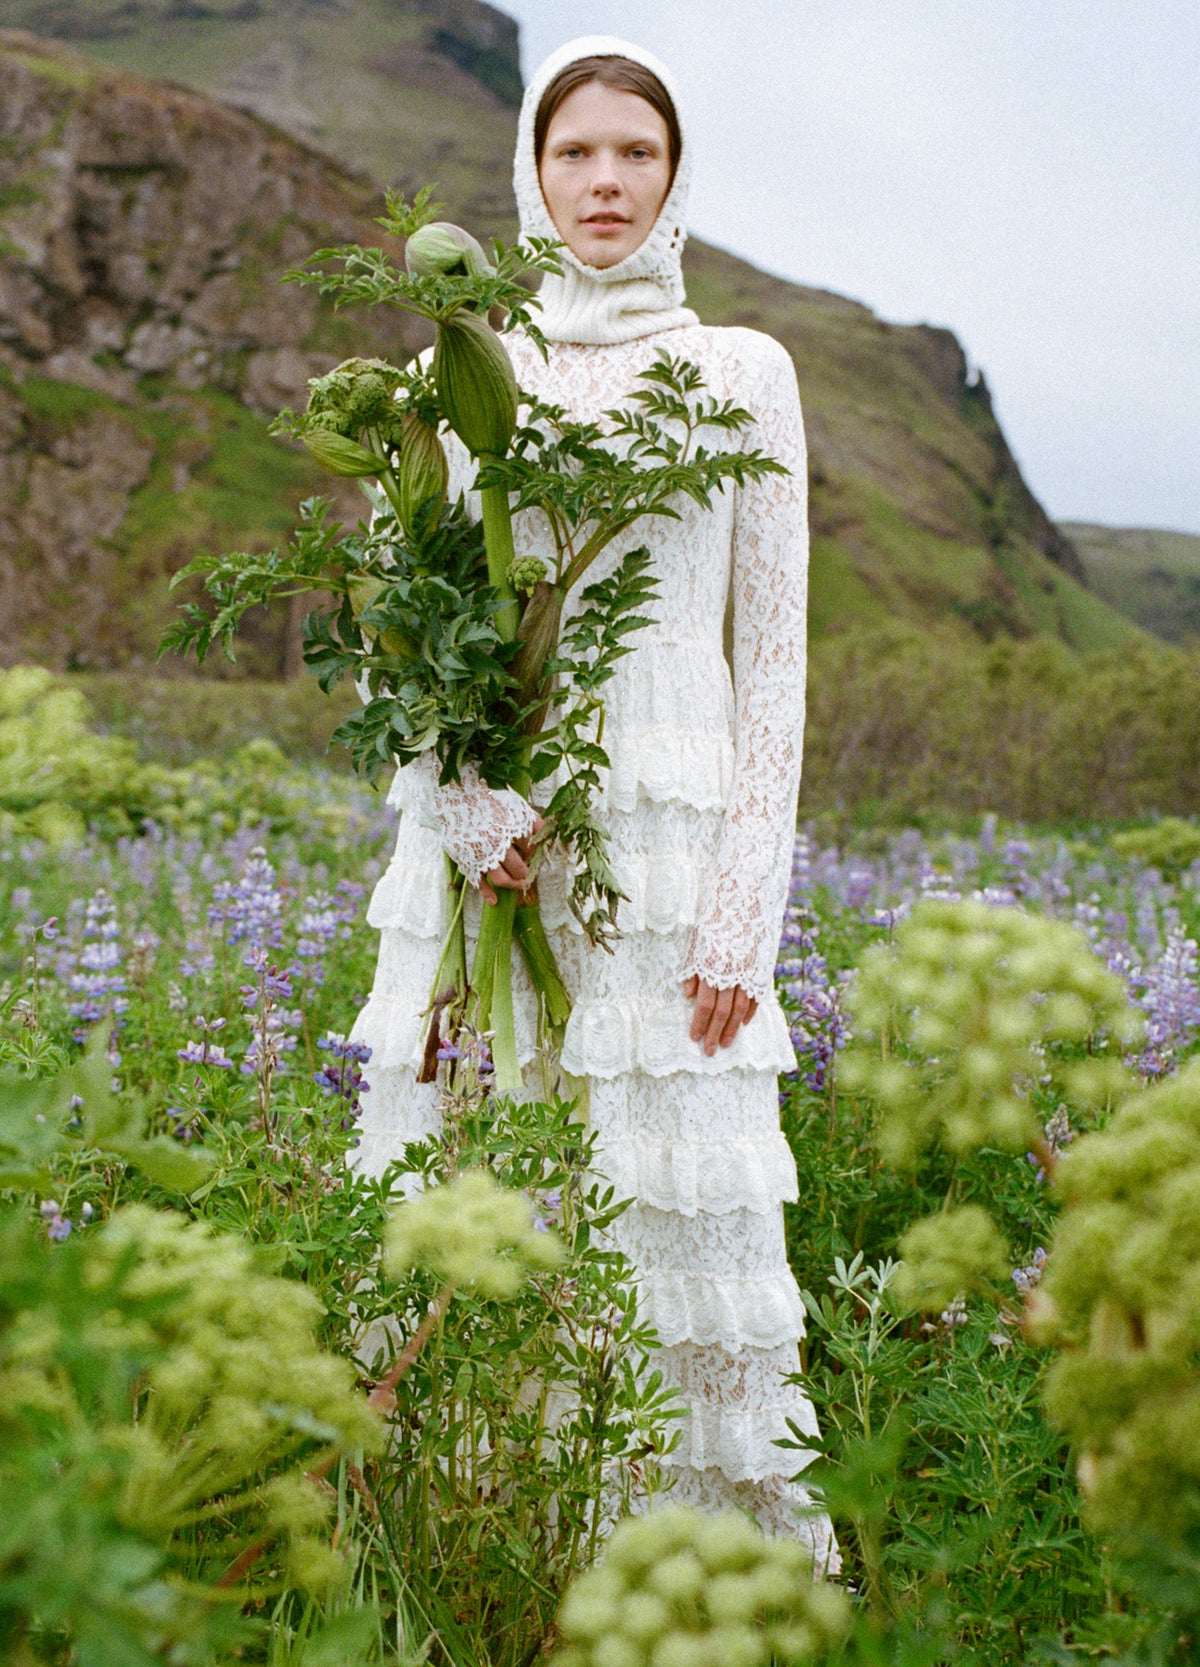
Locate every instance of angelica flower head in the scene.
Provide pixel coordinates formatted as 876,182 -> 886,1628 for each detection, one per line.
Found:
384,1168 -> 563,1299
553,1505 -> 848,1666
1038,1059 -> 1200,1546
840,900 -> 1141,1169
891,1204 -> 1010,1315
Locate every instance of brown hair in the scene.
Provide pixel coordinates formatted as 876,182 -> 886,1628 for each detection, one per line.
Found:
534,55 -> 681,182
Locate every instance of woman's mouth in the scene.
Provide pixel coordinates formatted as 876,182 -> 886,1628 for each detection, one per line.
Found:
584,215 -> 629,226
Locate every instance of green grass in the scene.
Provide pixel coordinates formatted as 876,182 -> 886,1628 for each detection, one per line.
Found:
0,39 -> 96,89
16,375 -> 114,424
0,179 -> 37,214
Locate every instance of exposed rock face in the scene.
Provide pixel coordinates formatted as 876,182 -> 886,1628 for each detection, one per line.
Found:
0,30 -> 425,670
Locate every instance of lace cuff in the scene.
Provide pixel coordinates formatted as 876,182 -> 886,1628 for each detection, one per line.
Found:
682,898 -> 776,1004
432,764 -> 537,886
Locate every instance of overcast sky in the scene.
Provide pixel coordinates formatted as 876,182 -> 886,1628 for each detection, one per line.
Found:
505,1 -> 1199,534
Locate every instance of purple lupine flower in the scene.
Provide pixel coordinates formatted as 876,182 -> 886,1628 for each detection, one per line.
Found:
40,1201 -> 72,1241
314,1034 -> 372,1127
778,904 -> 851,1094
972,884 -> 1019,908
1012,1247 -> 1047,1295
177,1015 -> 236,1070
533,1187 -> 564,1232
66,890 -> 128,1039
1027,1106 -> 1073,1181
790,835 -> 812,896
844,865 -> 876,913
1132,926 -> 1200,1078
208,847 -> 284,949
294,885 -> 361,987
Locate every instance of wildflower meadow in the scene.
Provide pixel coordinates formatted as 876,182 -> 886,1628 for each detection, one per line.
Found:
3,666 -> 1200,1665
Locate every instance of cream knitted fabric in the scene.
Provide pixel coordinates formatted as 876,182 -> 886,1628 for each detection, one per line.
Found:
514,35 -> 699,345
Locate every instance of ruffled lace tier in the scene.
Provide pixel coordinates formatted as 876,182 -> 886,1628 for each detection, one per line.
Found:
655,1340 -> 821,1482
608,1200 -> 807,1355
368,820 -> 719,942
561,990 -> 793,1079
637,1267 -> 808,1352
592,1131 -> 797,1217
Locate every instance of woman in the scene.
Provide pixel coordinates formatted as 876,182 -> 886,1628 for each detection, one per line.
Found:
351,35 -> 836,1570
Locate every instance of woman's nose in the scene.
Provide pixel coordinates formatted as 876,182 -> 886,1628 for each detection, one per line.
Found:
588,157 -> 622,196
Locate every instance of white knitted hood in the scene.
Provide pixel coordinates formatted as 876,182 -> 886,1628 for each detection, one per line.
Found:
514,35 -> 699,346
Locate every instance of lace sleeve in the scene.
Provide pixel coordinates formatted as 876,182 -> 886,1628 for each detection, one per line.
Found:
682,337 -> 808,1002
383,751 -> 534,885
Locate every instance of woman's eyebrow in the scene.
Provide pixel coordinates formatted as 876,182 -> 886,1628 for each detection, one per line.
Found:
551,133 -> 663,150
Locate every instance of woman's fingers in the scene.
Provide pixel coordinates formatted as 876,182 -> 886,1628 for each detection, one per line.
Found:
719,986 -> 751,1049
685,978 -> 759,1052
688,978 -> 714,1042
703,987 -> 735,1055
479,839 -> 532,905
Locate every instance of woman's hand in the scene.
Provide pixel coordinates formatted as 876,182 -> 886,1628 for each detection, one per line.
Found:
478,817 -> 544,905
684,974 -> 758,1056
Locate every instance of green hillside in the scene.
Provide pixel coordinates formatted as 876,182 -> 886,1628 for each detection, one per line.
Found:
1063,521 -> 1200,644
0,4 -> 1147,671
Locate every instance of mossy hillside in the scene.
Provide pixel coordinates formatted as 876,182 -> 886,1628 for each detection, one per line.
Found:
4,365 -> 331,672
0,31 -> 426,671
0,0 -> 522,226
1064,521 -> 1200,643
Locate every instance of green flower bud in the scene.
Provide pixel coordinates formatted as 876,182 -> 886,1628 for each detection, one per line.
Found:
554,1505 -> 846,1667
300,428 -> 387,478
384,1168 -> 563,1297
645,1550 -> 705,1604
704,1626 -> 763,1667
892,1204 -> 1009,1315
433,308 -> 518,458
405,220 -> 492,278
594,1637 -> 641,1667
508,554 -> 549,596
510,580 -> 564,724
393,409 -> 448,534
619,1591 -> 670,1643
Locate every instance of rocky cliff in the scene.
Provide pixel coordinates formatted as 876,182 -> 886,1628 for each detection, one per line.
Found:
0,29 -> 429,670
0,15 -> 1137,675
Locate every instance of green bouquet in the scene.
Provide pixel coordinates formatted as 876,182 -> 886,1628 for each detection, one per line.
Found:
163,191 -> 785,1091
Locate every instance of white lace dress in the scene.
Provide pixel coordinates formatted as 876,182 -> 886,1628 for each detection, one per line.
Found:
350,320 -> 836,1571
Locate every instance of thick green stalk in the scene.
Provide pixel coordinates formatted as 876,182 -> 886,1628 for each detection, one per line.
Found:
514,905 -> 571,1032
478,467 -> 519,642
488,899 -> 520,1095
471,889 -> 505,1029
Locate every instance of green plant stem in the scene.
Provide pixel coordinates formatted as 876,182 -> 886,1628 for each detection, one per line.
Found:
469,464 -> 575,1089
478,471 -> 519,642
473,891 -> 520,1093
514,904 -> 571,1031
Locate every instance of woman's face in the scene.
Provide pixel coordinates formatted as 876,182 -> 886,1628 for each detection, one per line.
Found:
538,80 -> 673,270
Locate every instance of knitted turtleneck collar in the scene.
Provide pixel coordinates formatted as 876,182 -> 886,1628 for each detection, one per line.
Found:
514,35 -> 699,346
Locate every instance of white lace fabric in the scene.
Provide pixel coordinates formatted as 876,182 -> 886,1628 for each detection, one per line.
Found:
353,317 -> 830,1559
404,759 -> 536,889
